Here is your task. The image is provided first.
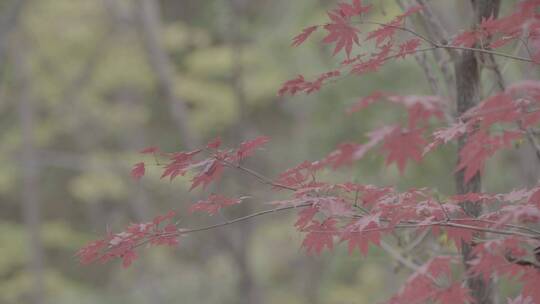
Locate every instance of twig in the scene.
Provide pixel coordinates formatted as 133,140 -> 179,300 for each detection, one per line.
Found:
379,240 -> 443,287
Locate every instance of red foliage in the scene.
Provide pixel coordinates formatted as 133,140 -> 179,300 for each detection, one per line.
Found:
301,218 -> 338,255
80,2 -> 540,303
189,194 -> 242,216
131,162 -> 145,181
291,26 -> 318,47
381,126 -> 426,173
323,12 -> 360,57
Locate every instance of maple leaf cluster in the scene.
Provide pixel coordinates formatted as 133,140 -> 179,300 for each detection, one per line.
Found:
451,1 -> 540,61
76,210 -> 178,268
80,1 -> 540,303
279,2 -> 425,96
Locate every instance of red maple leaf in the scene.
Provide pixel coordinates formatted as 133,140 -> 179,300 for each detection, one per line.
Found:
386,94 -> 445,127
397,38 -> 421,58
456,130 -> 522,184
335,0 -> 372,18
121,249 -> 138,268
236,136 -> 271,160
131,162 -> 145,181
381,126 -> 426,174
206,137 -> 222,149
446,225 -> 474,251
340,214 -> 381,255
424,122 -> 467,155
190,159 -> 224,191
302,218 -> 338,255
152,210 -> 176,226
295,206 -> 319,230
322,12 -> 360,57
291,26 -> 318,47
319,142 -> 360,169
366,18 -> 401,46
346,91 -> 385,114
161,150 -> 201,180
468,93 -> 521,129
453,29 -> 484,47
278,75 -> 308,96
189,194 -> 242,215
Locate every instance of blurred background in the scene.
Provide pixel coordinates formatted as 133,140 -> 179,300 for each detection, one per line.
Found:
1,0 -> 538,303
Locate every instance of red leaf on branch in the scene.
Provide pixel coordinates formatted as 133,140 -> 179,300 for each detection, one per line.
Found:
424,122 -> 467,155
161,150 -> 201,180
236,136 -> 271,160
190,159 -> 224,191
278,75 -> 307,96
366,18 -> 401,46
389,256 -> 453,303
121,249 -> 138,268
301,218 -> 338,255
291,26 -> 318,47
206,137 -> 222,149
131,162 -> 145,181
386,94 -> 445,127
456,130 -> 522,184
381,126 -> 426,174
322,142 -> 360,169
335,0 -> 372,18
153,210 -> 176,226
322,12 -> 360,57
397,38 -> 421,58
189,194 -> 242,215
341,214 -> 381,255
446,225 -> 474,251
295,206 -> 319,230
346,91 -> 385,114
452,30 -> 483,47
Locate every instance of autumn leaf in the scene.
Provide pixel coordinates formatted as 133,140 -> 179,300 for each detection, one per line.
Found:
189,194 -> 242,215
301,218 -> 338,255
397,38 -> 421,58
131,162 -> 145,181
381,126 -> 426,174
322,12 -> 360,57
190,159 -> 224,191
341,214 -> 381,255
206,137 -> 222,149
291,26 -> 318,47
236,136 -> 271,160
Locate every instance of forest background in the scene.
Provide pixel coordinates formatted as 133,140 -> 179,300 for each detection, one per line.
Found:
1,0 -> 539,303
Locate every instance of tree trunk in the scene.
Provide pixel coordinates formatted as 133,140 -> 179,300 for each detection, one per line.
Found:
454,1 -> 500,303
134,0 -> 198,149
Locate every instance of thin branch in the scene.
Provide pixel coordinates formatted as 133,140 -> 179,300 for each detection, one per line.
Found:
350,19 -> 537,63
379,240 -> 443,287
202,148 -> 298,191
130,203 -> 313,250
352,20 -> 437,45
438,44 -> 535,63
